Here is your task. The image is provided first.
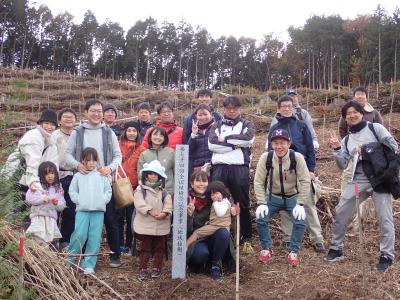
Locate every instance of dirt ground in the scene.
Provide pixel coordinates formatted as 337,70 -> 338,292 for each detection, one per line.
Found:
83,111 -> 400,300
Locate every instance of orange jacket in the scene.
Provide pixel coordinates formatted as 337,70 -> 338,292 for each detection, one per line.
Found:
141,120 -> 183,150
118,140 -> 146,188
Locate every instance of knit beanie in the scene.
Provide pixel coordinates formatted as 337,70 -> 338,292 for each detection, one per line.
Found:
103,103 -> 118,118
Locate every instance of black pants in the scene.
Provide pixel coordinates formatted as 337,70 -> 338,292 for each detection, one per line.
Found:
211,164 -> 252,239
104,194 -> 121,258
117,205 -> 134,248
59,175 -> 75,243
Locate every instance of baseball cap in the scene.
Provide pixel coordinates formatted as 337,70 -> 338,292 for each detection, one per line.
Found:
271,129 -> 291,141
286,89 -> 298,96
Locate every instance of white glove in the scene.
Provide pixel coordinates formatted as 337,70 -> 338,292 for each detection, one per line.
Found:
256,204 -> 269,219
292,204 -> 306,220
313,140 -> 320,150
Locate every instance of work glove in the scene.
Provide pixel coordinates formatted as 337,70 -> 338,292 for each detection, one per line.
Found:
256,204 -> 269,219
313,140 -> 320,150
292,204 -> 306,220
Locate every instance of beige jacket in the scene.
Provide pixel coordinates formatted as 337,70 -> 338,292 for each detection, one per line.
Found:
133,183 -> 173,236
193,202 -> 231,239
254,150 -> 310,205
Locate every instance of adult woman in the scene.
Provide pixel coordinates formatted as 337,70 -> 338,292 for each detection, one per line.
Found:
187,170 -> 231,280
118,121 -> 146,255
187,104 -> 214,178
138,127 -> 175,194
3,109 -> 59,195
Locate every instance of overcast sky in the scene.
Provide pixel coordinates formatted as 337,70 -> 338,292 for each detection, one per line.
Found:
33,0 -> 399,43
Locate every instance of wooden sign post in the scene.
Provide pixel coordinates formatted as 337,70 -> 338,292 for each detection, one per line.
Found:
172,145 -> 189,279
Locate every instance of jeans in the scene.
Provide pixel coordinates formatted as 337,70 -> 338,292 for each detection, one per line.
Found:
256,195 -> 306,253
188,228 -> 230,267
104,195 -> 121,257
60,175 -> 75,243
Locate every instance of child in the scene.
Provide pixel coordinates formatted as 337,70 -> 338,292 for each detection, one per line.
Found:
133,160 -> 172,281
67,147 -> 112,274
187,181 -> 236,247
25,161 -> 65,244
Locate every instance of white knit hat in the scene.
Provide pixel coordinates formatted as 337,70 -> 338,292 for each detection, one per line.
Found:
140,160 -> 167,179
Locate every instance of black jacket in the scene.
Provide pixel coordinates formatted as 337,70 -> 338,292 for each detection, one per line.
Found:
361,142 -> 400,199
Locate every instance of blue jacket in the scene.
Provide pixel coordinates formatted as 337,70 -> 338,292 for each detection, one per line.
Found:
183,108 -> 222,144
69,170 -> 112,212
268,114 -> 316,172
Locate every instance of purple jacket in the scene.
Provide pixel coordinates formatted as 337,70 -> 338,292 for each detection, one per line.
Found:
26,186 -> 66,220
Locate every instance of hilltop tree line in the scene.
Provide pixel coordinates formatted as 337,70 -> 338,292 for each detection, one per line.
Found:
1,0 -> 399,90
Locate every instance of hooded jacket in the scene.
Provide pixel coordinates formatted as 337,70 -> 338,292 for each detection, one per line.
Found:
141,120 -> 183,150
69,169 -> 112,212
65,122 -> 122,172
268,114 -> 316,172
26,186 -> 66,220
133,183 -> 172,236
138,146 -> 175,193
338,102 -> 384,139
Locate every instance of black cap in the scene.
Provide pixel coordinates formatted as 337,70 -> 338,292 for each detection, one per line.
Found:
286,88 -> 298,96
37,109 -> 58,127
123,120 -> 140,131
271,129 -> 291,141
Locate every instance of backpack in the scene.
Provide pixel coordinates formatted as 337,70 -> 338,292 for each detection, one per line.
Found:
344,122 -> 379,153
295,107 -> 304,121
265,149 -> 297,200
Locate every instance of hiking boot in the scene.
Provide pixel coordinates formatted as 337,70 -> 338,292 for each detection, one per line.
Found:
109,255 -> 122,268
138,269 -> 149,282
375,254 -> 393,272
313,242 -> 326,253
288,252 -> 300,267
211,265 -> 222,281
258,249 -> 273,263
324,249 -> 345,262
282,241 -> 290,248
242,240 -> 254,254
151,268 -> 161,278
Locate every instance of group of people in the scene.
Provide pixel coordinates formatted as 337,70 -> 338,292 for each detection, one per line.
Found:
3,86 -> 399,282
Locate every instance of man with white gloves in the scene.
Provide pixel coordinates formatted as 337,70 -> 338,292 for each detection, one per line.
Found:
254,129 -> 311,267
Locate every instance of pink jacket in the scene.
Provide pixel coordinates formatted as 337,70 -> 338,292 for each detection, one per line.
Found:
25,186 -> 66,220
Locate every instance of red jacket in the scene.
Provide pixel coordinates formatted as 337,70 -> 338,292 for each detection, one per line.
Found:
142,120 -> 183,150
118,140 -> 146,188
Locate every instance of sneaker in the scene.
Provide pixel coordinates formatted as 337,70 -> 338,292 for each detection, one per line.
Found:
211,265 -> 222,281
83,267 -> 95,274
138,269 -> 149,281
324,249 -> 345,262
313,242 -> 326,253
375,254 -> 393,272
109,256 -> 122,268
282,241 -> 290,248
242,241 -> 254,254
258,249 -> 273,263
151,268 -> 161,278
288,252 -> 300,267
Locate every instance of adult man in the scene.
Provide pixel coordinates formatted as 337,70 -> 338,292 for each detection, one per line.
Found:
103,103 -> 122,138
65,99 -> 122,267
53,108 -> 77,249
141,101 -> 183,150
268,95 -> 325,253
136,102 -> 153,143
325,101 -> 397,272
254,129 -> 309,266
270,89 -> 319,150
338,86 -> 384,233
183,89 -> 222,144
208,96 -> 255,252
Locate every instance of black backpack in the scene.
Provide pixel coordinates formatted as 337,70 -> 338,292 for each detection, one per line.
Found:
265,149 -> 297,200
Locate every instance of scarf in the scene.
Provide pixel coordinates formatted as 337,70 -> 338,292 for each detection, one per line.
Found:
198,119 -> 214,130
189,191 -> 209,211
221,116 -> 240,127
144,179 -> 163,190
349,120 -> 367,134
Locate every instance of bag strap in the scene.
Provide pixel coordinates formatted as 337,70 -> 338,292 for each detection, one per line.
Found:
122,146 -> 136,163
114,164 -> 128,181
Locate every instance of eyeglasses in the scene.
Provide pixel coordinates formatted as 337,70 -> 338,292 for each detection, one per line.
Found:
88,109 -> 103,114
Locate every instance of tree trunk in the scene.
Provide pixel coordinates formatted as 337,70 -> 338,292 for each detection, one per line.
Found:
178,42 -> 183,90
394,37 -> 398,82
378,29 -> 382,83
21,31 -> 27,69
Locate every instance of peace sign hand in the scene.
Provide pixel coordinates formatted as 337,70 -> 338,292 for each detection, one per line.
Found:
329,130 -> 341,149
192,119 -> 199,135
188,196 -> 195,216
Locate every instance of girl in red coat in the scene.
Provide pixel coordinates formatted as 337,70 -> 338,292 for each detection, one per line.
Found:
117,121 -> 146,255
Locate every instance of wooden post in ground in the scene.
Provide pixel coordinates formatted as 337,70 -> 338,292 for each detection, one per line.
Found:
235,203 -> 240,300
18,235 -> 24,300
